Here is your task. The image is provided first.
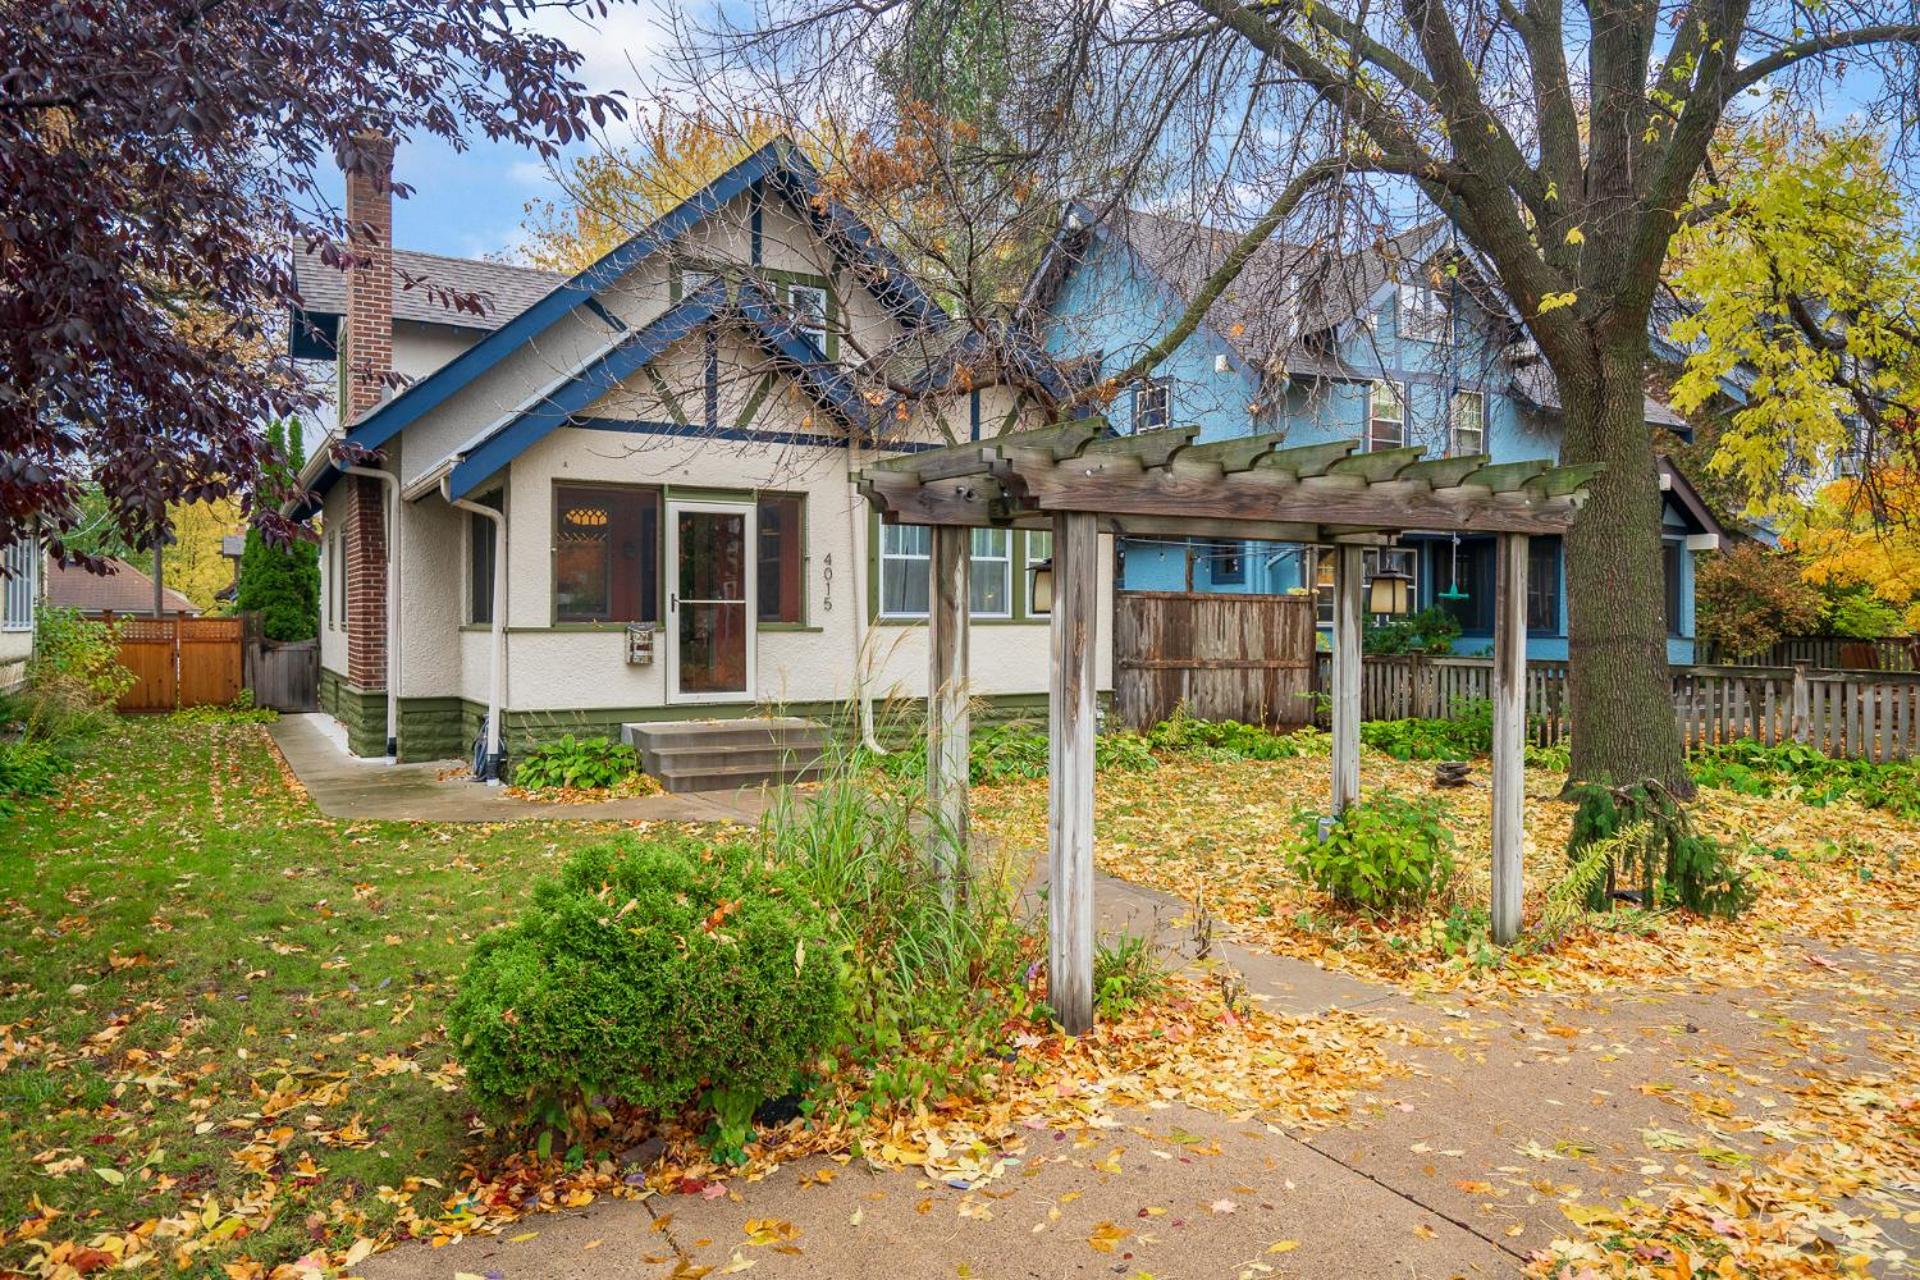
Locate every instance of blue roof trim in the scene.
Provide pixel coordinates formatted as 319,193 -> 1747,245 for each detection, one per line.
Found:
295,136 -> 949,517
553,417 -> 946,454
446,280 -> 726,499
444,280 -> 884,501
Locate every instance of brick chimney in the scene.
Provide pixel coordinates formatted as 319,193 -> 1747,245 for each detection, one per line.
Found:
342,132 -> 394,421
340,133 -> 392,700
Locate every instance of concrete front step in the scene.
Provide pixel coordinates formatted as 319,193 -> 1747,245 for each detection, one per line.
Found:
621,717 -> 829,794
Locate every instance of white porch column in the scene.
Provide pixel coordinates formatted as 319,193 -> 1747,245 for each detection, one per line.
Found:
1491,531 -> 1529,945
1330,543 -> 1364,815
1048,511 -> 1099,1034
926,524 -> 971,882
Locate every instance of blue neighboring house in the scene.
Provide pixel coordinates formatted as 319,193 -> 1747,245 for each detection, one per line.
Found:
1027,205 -> 1725,662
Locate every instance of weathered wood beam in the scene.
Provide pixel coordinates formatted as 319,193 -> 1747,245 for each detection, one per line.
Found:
1257,440 -> 1358,477
1490,531 -> 1528,946
1048,510 -> 1099,1035
1327,445 -> 1425,483
1331,544 -> 1363,815
1083,425 -> 1199,466
927,525 -> 971,887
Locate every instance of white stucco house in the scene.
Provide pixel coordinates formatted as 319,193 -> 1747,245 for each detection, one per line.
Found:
289,138 -> 1112,772
1,537 -> 38,692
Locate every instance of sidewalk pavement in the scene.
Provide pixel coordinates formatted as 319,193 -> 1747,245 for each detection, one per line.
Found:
267,713 -> 766,825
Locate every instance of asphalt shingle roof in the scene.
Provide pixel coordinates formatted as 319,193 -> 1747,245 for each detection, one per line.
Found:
291,244 -> 563,332
46,559 -> 201,615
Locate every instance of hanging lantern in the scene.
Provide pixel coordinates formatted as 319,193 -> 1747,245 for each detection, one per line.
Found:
1368,563 -> 1413,615
1027,557 -> 1054,614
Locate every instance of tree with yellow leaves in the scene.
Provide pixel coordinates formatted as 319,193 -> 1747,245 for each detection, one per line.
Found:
163,498 -> 246,612
1788,474 -> 1920,632
520,110 -> 793,274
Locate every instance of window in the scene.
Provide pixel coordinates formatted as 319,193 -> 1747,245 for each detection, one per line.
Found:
553,483 -> 660,624
1438,539 -> 1495,632
1663,541 -> 1684,637
1133,378 -> 1171,433
1206,539 -> 1245,586
681,268 -> 721,298
757,494 -> 805,623
787,284 -> 829,356
877,522 -> 1024,620
879,523 -> 931,618
969,528 -> 1012,618
1527,538 -> 1559,633
1449,391 -> 1486,456
1398,283 -> 1450,343
1314,547 -> 1417,622
332,530 -> 346,628
1026,529 -> 1052,614
2,538 -> 35,631
468,494 -> 501,625
1369,381 -> 1405,451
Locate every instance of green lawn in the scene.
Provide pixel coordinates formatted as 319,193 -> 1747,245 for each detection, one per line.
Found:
0,718 -> 708,1275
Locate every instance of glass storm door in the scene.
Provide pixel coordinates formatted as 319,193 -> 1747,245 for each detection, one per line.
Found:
666,501 -> 755,703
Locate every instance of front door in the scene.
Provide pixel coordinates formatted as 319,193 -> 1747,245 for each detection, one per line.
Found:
666,500 -> 755,703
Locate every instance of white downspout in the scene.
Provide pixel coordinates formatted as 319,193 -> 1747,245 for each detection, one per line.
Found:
443,478 -> 507,784
847,427 -> 885,755
343,464 -> 400,759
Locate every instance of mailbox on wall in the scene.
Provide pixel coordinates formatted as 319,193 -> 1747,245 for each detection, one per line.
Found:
625,623 -> 655,665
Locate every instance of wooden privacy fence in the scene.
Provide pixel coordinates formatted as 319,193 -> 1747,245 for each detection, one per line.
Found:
98,611 -> 244,711
244,634 -> 319,711
1114,591 -> 1316,730
1318,653 -> 1920,761
1697,635 -> 1918,672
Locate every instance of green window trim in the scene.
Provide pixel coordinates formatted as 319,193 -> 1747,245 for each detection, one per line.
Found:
865,512 -> 1053,627
670,262 -> 840,361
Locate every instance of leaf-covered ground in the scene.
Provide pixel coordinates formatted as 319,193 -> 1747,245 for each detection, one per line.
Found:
974,751 -> 1920,998
5,723 -> 1917,1279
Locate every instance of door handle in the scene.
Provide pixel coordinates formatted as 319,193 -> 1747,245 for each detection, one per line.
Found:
670,591 -> 678,612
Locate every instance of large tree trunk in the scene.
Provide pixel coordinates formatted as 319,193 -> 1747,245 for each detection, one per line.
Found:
1558,336 -> 1695,797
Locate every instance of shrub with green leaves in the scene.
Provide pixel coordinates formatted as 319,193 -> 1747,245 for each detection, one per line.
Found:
1092,934 -> 1167,1019
1567,783 -> 1751,919
0,737 -> 71,815
510,734 -> 638,789
1360,697 -> 1495,760
1290,790 -> 1456,915
1145,707 -> 1329,761
874,724 -> 1156,786
1691,737 -> 1920,819
447,835 -> 843,1160
1363,605 -> 1463,656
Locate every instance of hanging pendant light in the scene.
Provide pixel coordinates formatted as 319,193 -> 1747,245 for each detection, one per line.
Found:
1439,531 -> 1470,601
1369,561 -> 1413,615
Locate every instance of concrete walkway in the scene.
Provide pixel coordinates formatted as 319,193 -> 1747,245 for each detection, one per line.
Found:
268,714 -> 766,824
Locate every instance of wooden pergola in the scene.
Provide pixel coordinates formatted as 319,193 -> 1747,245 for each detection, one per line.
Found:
857,421 -> 1600,1033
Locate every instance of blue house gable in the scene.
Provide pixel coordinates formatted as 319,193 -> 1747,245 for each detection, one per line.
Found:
1029,206 -> 1723,662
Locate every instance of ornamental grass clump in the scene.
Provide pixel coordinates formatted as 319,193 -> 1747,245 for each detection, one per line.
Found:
1290,790 -> 1457,915
447,834 -> 843,1161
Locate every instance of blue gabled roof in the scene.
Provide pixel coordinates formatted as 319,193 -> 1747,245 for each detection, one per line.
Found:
442,279 -> 874,501
294,136 -> 945,514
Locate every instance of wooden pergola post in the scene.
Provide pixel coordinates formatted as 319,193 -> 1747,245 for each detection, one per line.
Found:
927,524 -> 972,882
1490,531 -> 1529,945
1330,543 -> 1365,815
1048,511 -> 1099,1035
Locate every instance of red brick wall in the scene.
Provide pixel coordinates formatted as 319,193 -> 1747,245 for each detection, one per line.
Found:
345,476 -> 387,690
342,134 -> 393,693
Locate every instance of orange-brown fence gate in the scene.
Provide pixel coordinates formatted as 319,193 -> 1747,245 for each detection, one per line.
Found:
98,612 -> 244,711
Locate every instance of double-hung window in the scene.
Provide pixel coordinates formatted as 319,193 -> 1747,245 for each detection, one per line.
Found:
1527,539 -> 1560,633
1,539 -> 35,632
877,523 -> 1019,620
969,529 -> 1012,618
467,492 -> 502,625
1449,390 -> 1486,456
787,284 -> 829,356
1368,380 -> 1405,451
1133,378 -> 1171,433
1314,546 -> 1417,622
1398,284 -> 1450,342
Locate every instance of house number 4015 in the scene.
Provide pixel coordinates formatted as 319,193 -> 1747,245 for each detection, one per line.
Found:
821,552 -> 833,612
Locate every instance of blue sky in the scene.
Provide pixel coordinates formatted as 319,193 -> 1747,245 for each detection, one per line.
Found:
307,3 -> 676,263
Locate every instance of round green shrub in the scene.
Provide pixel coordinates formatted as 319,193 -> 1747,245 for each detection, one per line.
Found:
1290,790 -> 1456,915
448,835 -> 844,1154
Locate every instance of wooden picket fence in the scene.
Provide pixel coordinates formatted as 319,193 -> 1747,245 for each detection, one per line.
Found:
1697,635 -> 1918,672
1315,654 -> 1920,761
